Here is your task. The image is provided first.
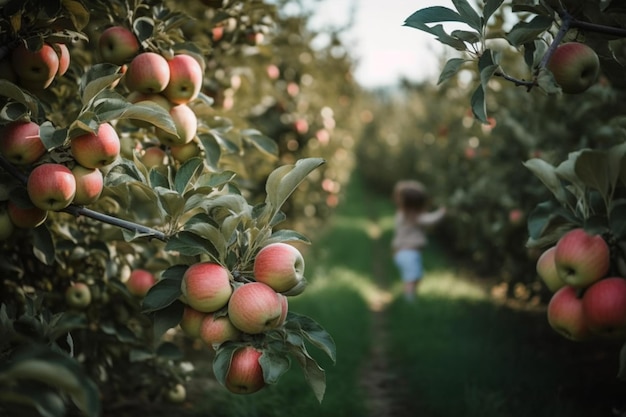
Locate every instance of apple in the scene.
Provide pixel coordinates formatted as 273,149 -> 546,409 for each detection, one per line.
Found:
0,120 -> 45,165
582,277 -> 626,338
98,26 -> 140,65
11,43 -> 59,89
71,165 -> 104,205
124,52 -> 170,94
547,42 -> 600,94
165,383 -> 186,403
199,313 -> 241,347
7,201 -> 47,228
180,262 -> 232,313
170,141 -> 200,163
225,346 -> 265,394
211,26 -> 224,42
547,285 -> 591,341
27,163 -> 76,211
126,269 -> 156,297
54,43 -> 70,77
70,122 -> 120,169
163,54 -> 203,105
228,282 -> 283,334
155,104 -> 197,146
277,294 -> 288,326
0,207 -> 15,240
536,246 -> 565,292
179,306 -> 207,338
554,228 -> 609,288
141,147 -> 167,168
65,282 -> 92,309
253,243 -> 305,293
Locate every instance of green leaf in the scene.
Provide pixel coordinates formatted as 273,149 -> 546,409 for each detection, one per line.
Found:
39,123 -> 67,151
451,0 -> 482,31
289,313 -> 336,363
80,64 -> 124,105
404,6 -> 466,27
506,15 -> 554,46
451,30 -> 480,44
523,158 -> 568,206
105,102 -> 177,136
175,158 -> 204,194
142,269 -> 186,313
242,129 -> 279,158
133,16 -> 154,43
265,229 -> 311,245
198,133 -> 221,170
0,80 -> 40,117
62,0 -> 90,30
155,187 -> 185,218
526,201 -> 577,244
259,350 -> 291,385
609,200 -> 626,239
438,58 -> 467,84
184,222 -> 227,260
165,230 -> 220,260
608,142 -> 626,189
575,150 -> 610,197
484,0 -> 505,23
152,300 -> 184,341
212,343 -> 239,386
288,344 -> 326,403
32,225 -> 55,265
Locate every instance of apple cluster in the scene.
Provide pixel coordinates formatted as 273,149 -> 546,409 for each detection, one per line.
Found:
178,242 -> 305,394
0,42 -> 71,91
537,228 -> 626,341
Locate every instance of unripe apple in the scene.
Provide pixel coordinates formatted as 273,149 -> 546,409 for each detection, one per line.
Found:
554,228 -> 609,288
536,246 -> 565,292
7,201 -> 47,228
165,383 -> 186,403
71,122 -> 120,169
253,243 -> 305,293
155,104 -> 197,146
163,54 -> 203,105
199,313 -> 241,347
125,52 -> 170,94
170,141 -> 200,163
141,147 -> 167,168
228,282 -> 283,334
547,42 -> 600,94
582,277 -> 626,338
0,207 -> 15,240
98,26 -> 140,65
66,282 -> 92,309
71,165 -> 104,205
225,346 -> 265,394
27,163 -> 76,211
11,43 -> 59,89
126,269 -> 156,297
547,285 -> 591,341
180,262 -> 232,313
54,43 -> 70,77
179,306 -> 207,338
0,120 -> 46,165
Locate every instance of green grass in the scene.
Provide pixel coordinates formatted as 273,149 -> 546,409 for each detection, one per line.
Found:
181,172 -> 626,417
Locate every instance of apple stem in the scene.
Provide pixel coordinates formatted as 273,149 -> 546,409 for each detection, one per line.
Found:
0,154 -> 168,242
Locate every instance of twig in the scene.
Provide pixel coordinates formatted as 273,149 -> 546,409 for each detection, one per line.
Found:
0,155 -> 168,242
493,71 -> 535,89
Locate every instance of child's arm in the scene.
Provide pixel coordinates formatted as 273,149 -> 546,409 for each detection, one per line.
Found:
418,206 -> 446,226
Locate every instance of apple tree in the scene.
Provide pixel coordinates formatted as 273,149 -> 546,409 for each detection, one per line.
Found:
403,0 -> 626,385
0,1 -> 344,416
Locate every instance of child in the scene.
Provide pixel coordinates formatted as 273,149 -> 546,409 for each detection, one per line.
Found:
392,180 -> 446,301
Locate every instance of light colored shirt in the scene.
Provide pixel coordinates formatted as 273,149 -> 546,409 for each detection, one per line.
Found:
392,207 -> 446,251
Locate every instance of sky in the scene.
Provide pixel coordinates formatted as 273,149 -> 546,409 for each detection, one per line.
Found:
310,0 -> 455,89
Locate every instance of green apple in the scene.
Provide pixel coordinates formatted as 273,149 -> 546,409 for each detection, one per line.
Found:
98,26 -> 140,65
27,163 -> 76,211
536,246 -> 565,292
547,42 -> 600,94
170,141 -> 200,163
65,282 -> 92,309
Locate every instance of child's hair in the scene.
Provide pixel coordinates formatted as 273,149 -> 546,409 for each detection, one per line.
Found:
393,180 -> 428,214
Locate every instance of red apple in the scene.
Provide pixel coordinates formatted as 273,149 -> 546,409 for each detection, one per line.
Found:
98,26 -> 140,65
547,42 -> 600,94
228,282 -> 283,334
65,282 -> 92,309
253,243 -> 305,293
180,262 -> 232,313
11,43 -> 59,89
170,141 -> 200,163
179,306 -> 207,338
536,246 -> 565,292
0,121 -> 45,165
54,43 -> 70,77
70,122 -> 120,169
163,54 -> 203,105
582,277 -> 626,338
7,201 -> 47,228
0,206 -> 14,240
155,104 -> 197,146
71,165 -> 104,205
199,313 -> 241,347
124,52 -> 170,94
555,228 -> 610,288
27,163 -> 76,211
126,269 -> 156,297
225,346 -> 265,394
547,285 -> 591,341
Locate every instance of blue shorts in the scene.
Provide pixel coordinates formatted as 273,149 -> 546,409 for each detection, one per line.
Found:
394,249 -> 423,283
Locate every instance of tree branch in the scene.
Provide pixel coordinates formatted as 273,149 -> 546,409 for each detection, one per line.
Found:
0,155 -> 168,242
